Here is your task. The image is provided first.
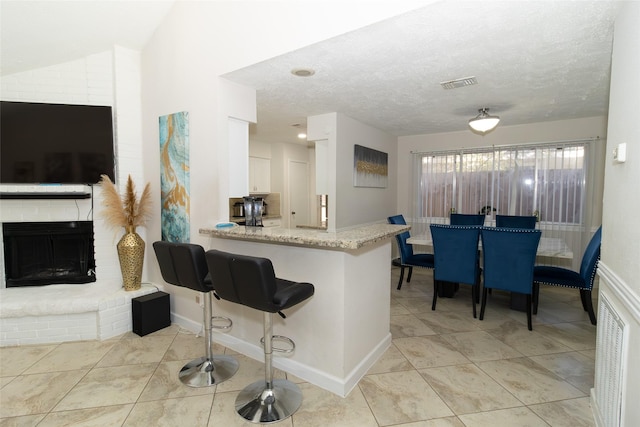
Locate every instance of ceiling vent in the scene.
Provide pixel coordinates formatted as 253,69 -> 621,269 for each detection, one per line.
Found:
440,76 -> 478,89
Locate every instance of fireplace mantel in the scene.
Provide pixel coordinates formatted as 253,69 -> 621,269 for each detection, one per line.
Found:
0,192 -> 91,199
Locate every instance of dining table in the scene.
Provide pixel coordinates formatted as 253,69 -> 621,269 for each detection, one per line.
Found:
407,232 -> 573,259
407,228 -> 574,310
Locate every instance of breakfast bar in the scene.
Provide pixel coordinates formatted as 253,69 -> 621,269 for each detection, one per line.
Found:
199,223 -> 409,397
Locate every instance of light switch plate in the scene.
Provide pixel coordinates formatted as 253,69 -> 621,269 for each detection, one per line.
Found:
614,143 -> 627,162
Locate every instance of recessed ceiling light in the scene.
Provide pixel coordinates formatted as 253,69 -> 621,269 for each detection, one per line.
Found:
291,68 -> 315,77
297,133 -> 307,139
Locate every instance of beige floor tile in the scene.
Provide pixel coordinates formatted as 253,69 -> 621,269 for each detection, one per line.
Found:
96,335 -> 175,367
394,335 -> 470,369
486,320 -> 573,356
208,391 -> 293,427
393,296 -> 434,315
391,314 -> 437,338
432,287 -> 477,315
137,360 -> 217,402
54,364 -> 157,411
419,364 -> 522,414
0,370 -> 87,417
535,322 -> 597,351
0,274 -> 596,427
367,343 -> 413,375
0,376 -> 15,388
0,414 -> 46,426
529,352 -> 595,394
38,404 -> 133,427
292,382 -> 379,427
120,324 -> 180,339
534,300 -> 593,324
415,310 -> 481,334
214,354 -> 285,394
476,357 -> 585,405
441,331 -> 522,362
390,299 -> 412,315
384,417 -> 465,427
162,331 -> 227,362
473,304 -> 530,330
23,340 -> 116,374
125,395 -> 213,427
458,406 -> 549,427
359,370 -> 453,426
529,397 -> 595,427
0,344 -> 57,377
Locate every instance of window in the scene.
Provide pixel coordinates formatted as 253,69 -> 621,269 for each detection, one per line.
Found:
414,142 -> 589,225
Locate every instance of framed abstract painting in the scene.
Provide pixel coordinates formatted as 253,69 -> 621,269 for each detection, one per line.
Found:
353,144 -> 388,188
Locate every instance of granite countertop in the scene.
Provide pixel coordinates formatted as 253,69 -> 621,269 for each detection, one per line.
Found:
199,223 -> 410,250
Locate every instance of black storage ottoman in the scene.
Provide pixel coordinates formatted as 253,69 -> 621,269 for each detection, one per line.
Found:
132,291 -> 171,336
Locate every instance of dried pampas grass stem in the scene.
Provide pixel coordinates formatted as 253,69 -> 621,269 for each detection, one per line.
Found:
99,174 -> 152,230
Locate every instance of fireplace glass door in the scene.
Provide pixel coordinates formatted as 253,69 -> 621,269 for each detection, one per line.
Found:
2,221 -> 96,287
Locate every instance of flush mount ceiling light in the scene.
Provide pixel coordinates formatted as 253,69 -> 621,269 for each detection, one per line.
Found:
468,108 -> 500,134
291,68 -> 315,77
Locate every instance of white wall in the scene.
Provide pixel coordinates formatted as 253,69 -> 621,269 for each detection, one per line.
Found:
335,113 -> 397,230
595,2 -> 640,426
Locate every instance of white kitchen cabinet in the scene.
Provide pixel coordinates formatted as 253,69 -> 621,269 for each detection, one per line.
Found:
262,217 -> 281,228
249,156 -> 271,193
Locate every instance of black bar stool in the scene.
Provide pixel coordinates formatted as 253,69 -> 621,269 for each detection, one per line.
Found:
153,241 -> 239,387
205,249 -> 315,424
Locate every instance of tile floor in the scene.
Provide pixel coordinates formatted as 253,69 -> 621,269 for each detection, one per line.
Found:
0,267 -> 597,426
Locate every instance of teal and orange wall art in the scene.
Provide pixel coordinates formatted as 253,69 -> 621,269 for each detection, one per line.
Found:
159,111 -> 190,242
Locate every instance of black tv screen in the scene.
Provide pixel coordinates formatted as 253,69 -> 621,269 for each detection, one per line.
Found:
0,101 -> 116,184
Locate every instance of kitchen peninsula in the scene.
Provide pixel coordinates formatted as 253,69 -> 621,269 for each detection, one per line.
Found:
199,222 -> 409,397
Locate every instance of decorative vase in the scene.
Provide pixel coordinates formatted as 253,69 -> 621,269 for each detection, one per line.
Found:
117,225 -> 145,291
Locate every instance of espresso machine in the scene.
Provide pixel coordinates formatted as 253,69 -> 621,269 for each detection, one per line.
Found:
243,196 -> 263,227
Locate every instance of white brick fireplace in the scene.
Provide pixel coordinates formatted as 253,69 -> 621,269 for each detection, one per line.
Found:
0,47 -> 157,346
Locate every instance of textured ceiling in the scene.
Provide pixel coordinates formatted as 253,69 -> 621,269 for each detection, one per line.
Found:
224,1 -> 620,144
1,1 -> 621,145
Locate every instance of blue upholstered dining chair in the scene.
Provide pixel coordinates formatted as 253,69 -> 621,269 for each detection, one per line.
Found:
450,213 -> 485,226
430,224 -> 482,318
495,215 -> 537,229
388,215 -> 434,290
533,226 -> 601,325
480,227 -> 541,330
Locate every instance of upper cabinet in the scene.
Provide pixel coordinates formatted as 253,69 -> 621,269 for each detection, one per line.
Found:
249,156 -> 271,193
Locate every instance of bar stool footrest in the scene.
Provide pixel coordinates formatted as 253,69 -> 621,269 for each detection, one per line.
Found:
260,334 -> 295,354
211,315 -> 233,330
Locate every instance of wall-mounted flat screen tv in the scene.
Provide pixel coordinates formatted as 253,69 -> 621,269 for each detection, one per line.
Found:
0,101 -> 116,185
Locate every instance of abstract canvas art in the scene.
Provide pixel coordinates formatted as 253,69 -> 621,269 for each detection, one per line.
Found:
159,111 -> 190,242
353,144 -> 388,188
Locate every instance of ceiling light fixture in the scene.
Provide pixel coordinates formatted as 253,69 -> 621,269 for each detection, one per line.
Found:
297,133 -> 307,139
468,108 -> 500,134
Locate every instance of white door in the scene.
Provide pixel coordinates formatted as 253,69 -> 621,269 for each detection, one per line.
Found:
288,160 -> 310,228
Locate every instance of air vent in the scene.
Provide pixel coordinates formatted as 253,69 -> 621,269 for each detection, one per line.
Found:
440,76 -> 478,89
594,294 -> 625,427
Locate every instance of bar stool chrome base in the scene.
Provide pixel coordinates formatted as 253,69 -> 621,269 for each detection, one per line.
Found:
235,379 -> 303,424
179,356 -> 239,388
